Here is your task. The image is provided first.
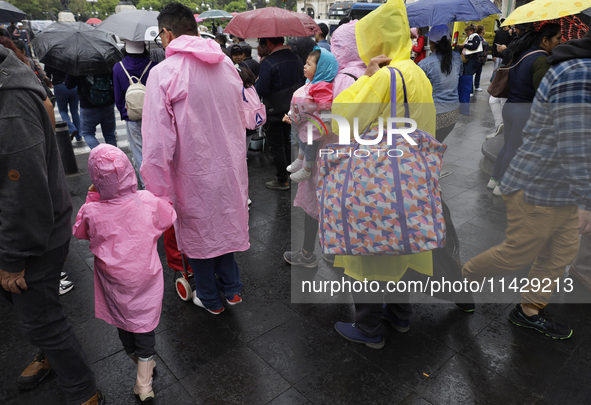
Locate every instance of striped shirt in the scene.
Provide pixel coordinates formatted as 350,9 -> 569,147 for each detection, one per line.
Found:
500,58 -> 591,211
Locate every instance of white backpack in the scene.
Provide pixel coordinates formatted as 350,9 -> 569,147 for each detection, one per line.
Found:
242,86 -> 266,130
119,61 -> 152,121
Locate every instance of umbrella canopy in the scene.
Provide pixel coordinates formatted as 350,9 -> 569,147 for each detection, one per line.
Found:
97,10 -> 159,41
231,12 -> 239,16
86,18 -> 102,25
406,0 -> 500,28
198,9 -> 233,19
195,15 -> 204,22
503,0 -> 591,26
0,1 -> 26,22
224,7 -> 321,38
31,22 -> 123,76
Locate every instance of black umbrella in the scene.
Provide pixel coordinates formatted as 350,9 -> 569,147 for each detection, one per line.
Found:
0,1 -> 26,22
31,22 -> 123,76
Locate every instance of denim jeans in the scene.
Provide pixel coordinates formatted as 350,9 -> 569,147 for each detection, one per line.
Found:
80,105 -> 117,149
493,103 -> 531,182
187,252 -> 242,311
125,120 -> 144,188
463,57 -> 480,92
11,241 -> 97,404
298,137 -> 321,169
352,281 -> 411,337
54,83 -> 80,137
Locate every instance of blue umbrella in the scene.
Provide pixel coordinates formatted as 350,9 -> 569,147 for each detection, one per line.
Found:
406,0 -> 501,28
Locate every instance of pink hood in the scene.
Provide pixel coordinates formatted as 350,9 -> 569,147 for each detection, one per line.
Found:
88,144 -> 137,201
330,21 -> 367,97
165,35 -> 226,64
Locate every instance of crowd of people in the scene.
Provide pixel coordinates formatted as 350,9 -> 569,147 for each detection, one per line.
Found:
1,0 -> 591,403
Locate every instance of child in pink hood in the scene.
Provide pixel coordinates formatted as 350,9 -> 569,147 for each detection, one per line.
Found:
283,46 -> 339,183
72,144 -> 176,402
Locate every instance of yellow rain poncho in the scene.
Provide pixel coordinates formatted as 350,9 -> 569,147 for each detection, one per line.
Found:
332,0 -> 436,283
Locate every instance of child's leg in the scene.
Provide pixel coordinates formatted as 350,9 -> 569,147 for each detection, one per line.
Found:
117,328 -> 137,357
303,140 -> 322,171
133,331 -> 156,400
133,330 -> 156,360
287,135 -> 305,172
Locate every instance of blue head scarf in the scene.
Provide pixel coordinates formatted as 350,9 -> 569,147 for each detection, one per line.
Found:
309,45 -> 339,84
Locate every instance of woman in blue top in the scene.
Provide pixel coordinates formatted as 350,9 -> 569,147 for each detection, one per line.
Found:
418,25 -> 462,143
488,23 -> 562,196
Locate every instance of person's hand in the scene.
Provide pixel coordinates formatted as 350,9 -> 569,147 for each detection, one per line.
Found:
89,184 -> 96,192
364,55 -> 393,78
497,44 -> 507,52
578,208 -> 591,235
282,114 -> 291,124
0,269 -> 27,294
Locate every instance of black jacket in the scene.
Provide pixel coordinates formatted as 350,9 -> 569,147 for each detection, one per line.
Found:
0,47 -> 72,273
492,28 -> 512,58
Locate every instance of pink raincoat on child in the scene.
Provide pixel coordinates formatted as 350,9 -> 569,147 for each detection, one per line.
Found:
73,144 -> 176,333
293,21 -> 367,220
141,35 -> 249,260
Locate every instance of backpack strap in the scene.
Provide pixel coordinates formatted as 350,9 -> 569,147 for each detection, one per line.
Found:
119,61 -> 135,85
137,61 -> 152,82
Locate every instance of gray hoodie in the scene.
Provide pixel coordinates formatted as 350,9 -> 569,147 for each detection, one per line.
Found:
0,47 -> 72,273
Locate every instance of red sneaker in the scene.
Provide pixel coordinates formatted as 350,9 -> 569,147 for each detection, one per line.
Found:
225,294 -> 243,306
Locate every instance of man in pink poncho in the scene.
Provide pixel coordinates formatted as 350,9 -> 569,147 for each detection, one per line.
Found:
141,3 -> 250,315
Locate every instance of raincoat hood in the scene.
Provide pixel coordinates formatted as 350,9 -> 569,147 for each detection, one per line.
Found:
0,46 -> 45,97
88,144 -> 137,201
310,46 -> 339,84
331,21 -> 365,71
355,0 -> 412,66
165,35 -> 226,64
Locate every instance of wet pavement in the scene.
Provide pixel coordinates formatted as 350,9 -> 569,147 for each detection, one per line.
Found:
2,64 -> 591,405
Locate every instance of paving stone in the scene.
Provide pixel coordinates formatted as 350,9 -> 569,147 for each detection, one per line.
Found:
266,387 -> 312,405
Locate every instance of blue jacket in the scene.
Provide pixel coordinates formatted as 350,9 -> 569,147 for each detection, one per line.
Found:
255,48 -> 303,98
418,51 -> 462,114
317,40 -> 331,52
113,55 -> 156,121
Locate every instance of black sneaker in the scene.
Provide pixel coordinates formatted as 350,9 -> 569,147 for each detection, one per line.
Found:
509,304 -> 573,339
283,248 -> 318,268
265,179 -> 290,190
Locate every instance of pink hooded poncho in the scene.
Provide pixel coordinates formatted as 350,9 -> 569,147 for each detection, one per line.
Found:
73,144 -> 176,333
141,35 -> 250,259
293,21 -> 367,220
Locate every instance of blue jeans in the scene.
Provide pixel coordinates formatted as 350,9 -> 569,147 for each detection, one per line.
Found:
463,58 -> 480,92
80,105 -> 117,149
53,83 -> 80,137
493,103 -> 532,182
187,252 -> 242,311
298,137 -> 321,169
11,241 -> 97,404
125,120 -> 144,188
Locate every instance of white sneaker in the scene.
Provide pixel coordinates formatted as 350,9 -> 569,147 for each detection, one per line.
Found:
493,184 -> 502,196
486,177 -> 497,189
475,87 -> 483,92
191,291 -> 224,315
59,279 -> 74,296
287,158 -> 304,173
486,123 -> 504,140
290,168 -> 312,183
247,198 -> 252,206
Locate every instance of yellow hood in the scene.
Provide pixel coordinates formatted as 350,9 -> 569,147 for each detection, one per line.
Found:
355,0 -> 412,65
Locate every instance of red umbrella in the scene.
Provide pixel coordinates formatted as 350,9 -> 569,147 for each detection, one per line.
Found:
231,12 -> 239,16
224,7 -> 321,38
86,18 -> 102,25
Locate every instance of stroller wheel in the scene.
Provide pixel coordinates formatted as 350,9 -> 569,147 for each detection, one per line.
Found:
175,277 -> 192,301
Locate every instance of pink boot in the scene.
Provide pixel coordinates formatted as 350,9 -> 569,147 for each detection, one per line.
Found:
134,357 -> 155,401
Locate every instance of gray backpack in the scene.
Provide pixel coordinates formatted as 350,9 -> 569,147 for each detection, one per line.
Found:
119,61 -> 152,121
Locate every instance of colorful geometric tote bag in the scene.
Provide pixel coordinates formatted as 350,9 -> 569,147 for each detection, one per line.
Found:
317,67 -> 447,256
